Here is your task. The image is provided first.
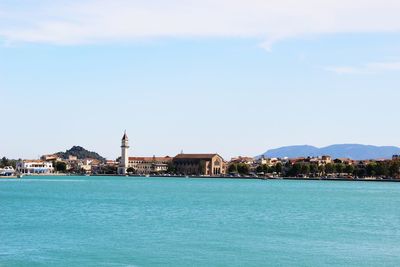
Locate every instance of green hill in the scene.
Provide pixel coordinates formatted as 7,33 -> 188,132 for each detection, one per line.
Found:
56,146 -> 106,162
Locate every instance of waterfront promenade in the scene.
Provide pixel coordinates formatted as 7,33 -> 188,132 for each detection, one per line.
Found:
5,173 -> 397,182
0,173 -> 67,179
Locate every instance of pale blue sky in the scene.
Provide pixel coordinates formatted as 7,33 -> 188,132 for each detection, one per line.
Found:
1,1 -> 400,160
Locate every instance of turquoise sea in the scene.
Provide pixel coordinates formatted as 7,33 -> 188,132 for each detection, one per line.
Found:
1,176 -> 400,266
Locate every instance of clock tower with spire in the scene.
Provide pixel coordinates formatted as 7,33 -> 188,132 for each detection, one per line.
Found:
118,131 -> 130,175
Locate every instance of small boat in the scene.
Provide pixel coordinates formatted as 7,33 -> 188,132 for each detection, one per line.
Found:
0,166 -> 16,176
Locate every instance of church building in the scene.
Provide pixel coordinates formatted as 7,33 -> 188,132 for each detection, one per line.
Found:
173,154 -> 226,176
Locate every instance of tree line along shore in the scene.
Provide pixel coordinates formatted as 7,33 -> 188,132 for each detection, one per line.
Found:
225,157 -> 400,180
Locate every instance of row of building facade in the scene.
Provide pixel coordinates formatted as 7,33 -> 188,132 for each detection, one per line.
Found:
14,156 -> 102,175
118,132 -> 226,176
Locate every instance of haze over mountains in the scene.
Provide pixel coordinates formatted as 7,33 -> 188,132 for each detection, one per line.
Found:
261,144 -> 400,160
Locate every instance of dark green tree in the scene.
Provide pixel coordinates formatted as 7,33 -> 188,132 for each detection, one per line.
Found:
0,157 -> 17,168
55,161 -> 67,172
344,164 -> 355,175
335,163 -> 345,174
309,164 -> 318,175
1,157 -> 9,168
256,165 -> 263,173
355,167 -> 366,177
275,163 -> 282,174
288,163 -> 302,177
318,165 -> 325,176
102,165 -> 117,174
268,165 -> 276,173
262,164 -> 269,173
389,160 -> 400,178
237,163 -> 249,175
228,164 -> 238,174
325,163 -> 335,174
366,163 -> 377,176
375,162 -> 388,177
166,163 -> 176,174
300,164 -> 310,175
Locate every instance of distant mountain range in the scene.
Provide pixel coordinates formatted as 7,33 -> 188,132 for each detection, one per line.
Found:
55,146 -> 106,162
260,144 -> 400,160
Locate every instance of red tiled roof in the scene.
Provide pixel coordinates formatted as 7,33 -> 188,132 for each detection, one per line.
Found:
128,156 -> 172,162
174,154 -> 219,160
23,160 -> 45,163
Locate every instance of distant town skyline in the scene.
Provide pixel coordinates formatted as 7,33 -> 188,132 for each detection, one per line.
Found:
1,1 -> 400,160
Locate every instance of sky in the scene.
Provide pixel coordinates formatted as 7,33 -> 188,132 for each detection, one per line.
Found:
1,0 -> 400,160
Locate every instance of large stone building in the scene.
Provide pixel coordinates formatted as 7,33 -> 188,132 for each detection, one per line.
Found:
173,154 -> 226,176
128,156 -> 172,174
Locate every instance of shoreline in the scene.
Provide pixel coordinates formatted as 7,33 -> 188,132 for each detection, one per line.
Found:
276,177 -> 400,183
94,174 -> 400,182
0,173 -> 68,179
2,174 -> 399,183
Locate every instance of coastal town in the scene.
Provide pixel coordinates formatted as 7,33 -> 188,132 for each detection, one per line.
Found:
1,132 -> 400,181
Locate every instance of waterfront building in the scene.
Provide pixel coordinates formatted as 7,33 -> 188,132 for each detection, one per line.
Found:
309,157 -> 320,165
41,154 -> 61,161
229,156 -> 259,173
230,156 -> 255,165
320,155 -> 332,164
105,160 -> 119,166
78,159 -> 101,174
16,160 -> 54,174
333,158 -> 354,165
289,157 -> 307,164
304,156 -> 334,166
118,131 -> 129,175
256,156 -> 281,166
68,155 -> 78,161
128,156 -> 172,174
257,156 -> 269,165
173,154 -> 226,176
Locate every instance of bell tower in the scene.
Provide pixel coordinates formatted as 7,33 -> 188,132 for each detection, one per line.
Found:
118,131 -> 130,175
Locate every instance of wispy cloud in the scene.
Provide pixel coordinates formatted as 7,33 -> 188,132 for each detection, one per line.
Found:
1,0 -> 400,48
325,61 -> 400,74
